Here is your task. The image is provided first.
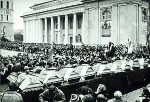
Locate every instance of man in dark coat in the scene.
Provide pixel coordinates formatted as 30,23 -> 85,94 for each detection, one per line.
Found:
39,85 -> 66,102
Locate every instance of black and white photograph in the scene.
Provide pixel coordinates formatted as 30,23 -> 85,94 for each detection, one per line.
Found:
0,0 -> 150,102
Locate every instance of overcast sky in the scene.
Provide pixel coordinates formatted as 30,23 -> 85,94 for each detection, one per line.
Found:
14,0 -> 38,31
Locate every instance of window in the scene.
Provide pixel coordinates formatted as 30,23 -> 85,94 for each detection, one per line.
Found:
7,15 -> 8,21
142,8 -> 148,22
1,14 -> 3,21
76,34 -> 82,43
7,1 -> 9,9
70,37 -> 73,44
102,8 -> 111,21
1,1 -> 3,8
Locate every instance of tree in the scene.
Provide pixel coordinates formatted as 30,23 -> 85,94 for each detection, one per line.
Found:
14,30 -> 23,42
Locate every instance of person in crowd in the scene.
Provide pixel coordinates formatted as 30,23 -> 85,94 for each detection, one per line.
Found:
39,85 -> 66,102
94,84 -> 108,99
69,94 -> 84,102
70,93 -> 95,102
108,91 -> 126,102
0,81 -> 24,102
96,94 -> 107,102
107,42 -> 116,58
76,86 -> 94,96
136,87 -> 150,102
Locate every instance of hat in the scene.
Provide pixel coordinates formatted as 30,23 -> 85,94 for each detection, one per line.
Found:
97,94 -> 107,100
96,84 -> 106,93
114,91 -> 122,98
70,94 -> 79,101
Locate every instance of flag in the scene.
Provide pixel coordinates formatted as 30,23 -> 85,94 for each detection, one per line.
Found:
48,42 -> 55,62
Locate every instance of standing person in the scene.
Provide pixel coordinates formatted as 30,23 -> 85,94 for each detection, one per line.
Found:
127,39 -> 133,59
94,84 -> 108,99
39,85 -> 66,102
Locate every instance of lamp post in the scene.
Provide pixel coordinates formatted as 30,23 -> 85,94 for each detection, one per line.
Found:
2,26 -> 6,38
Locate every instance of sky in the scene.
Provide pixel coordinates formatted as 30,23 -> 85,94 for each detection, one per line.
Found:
13,0 -> 38,31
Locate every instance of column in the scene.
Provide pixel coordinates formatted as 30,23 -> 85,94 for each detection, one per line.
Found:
38,18 -> 42,43
51,17 -> 54,43
84,9 -> 89,44
24,21 -> 26,43
82,12 -> 85,44
37,19 -> 40,43
73,13 -> 77,44
65,14 -> 68,44
44,18 -> 48,43
28,21 -> 31,43
112,4 -> 118,45
37,19 -> 39,43
58,16 -> 61,44
35,19 -> 37,43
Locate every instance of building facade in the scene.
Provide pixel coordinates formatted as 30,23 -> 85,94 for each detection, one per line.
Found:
0,0 -> 14,40
22,0 -> 149,45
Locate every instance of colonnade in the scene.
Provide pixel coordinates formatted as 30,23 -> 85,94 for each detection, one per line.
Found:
24,12 -> 85,44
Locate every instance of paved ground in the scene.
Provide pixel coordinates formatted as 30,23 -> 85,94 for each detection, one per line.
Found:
122,88 -> 143,102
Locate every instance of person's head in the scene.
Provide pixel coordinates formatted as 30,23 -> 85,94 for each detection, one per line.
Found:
84,94 -> 95,102
48,85 -> 57,93
96,84 -> 106,93
70,94 -> 80,102
142,87 -> 150,97
96,94 -> 107,102
114,91 -> 122,99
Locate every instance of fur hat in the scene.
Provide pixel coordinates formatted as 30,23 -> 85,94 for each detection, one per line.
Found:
114,91 -> 122,98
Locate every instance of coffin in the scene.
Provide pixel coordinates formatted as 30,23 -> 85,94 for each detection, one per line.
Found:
39,69 -> 62,86
58,65 -> 80,84
93,63 -> 111,76
75,64 -> 96,81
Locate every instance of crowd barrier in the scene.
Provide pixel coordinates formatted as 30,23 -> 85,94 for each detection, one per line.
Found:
21,67 -> 150,102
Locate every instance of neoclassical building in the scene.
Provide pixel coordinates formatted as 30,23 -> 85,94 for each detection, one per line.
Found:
22,0 -> 149,45
0,0 -> 13,40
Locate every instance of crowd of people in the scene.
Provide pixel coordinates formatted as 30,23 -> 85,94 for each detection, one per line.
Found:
38,84 -> 126,102
0,41 -> 148,82
2,79 -> 150,102
0,41 -> 149,102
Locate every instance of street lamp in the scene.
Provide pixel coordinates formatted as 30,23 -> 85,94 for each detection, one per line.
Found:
2,26 -> 6,37
1,26 -> 6,42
